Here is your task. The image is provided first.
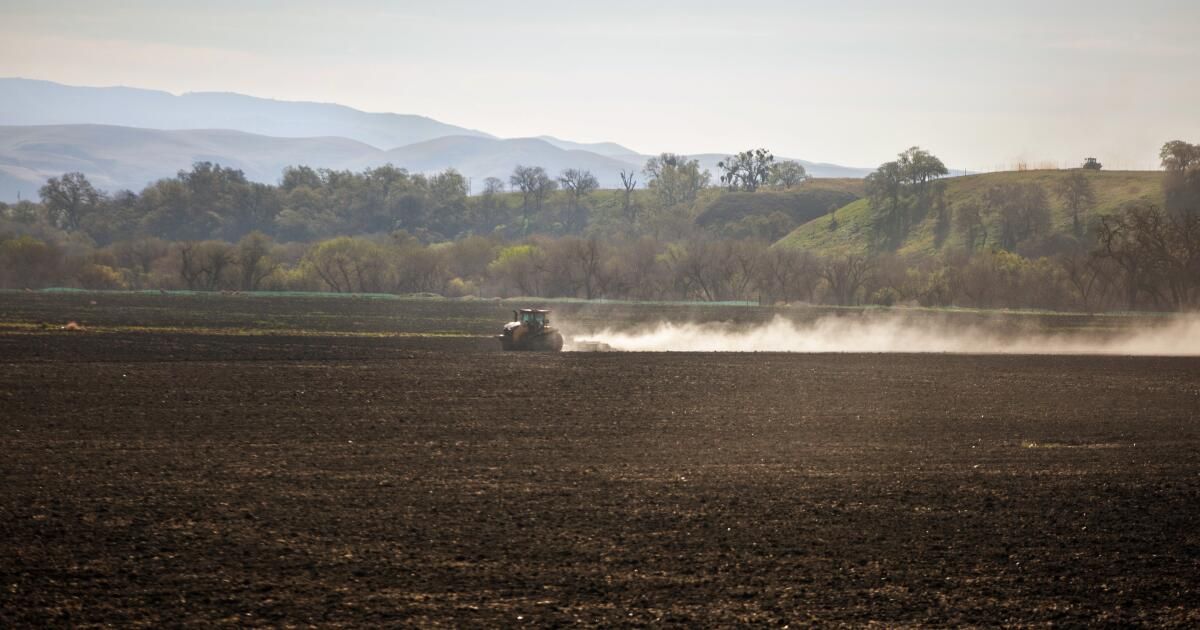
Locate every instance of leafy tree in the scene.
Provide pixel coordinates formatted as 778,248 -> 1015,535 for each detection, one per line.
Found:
1160,140 -> 1200,214
482,177 -> 506,194
0,235 -> 61,288
643,153 -> 709,207
40,172 -> 104,232
558,168 -> 598,234
1056,171 -> 1095,238
428,168 -> 469,237
866,147 -> 950,249
896,147 -> 948,190
768,161 -> 809,189
865,161 -> 906,245
509,166 -> 557,233
983,182 -> 1051,251
717,148 -> 774,192
954,201 -> 987,252
487,243 -> 546,296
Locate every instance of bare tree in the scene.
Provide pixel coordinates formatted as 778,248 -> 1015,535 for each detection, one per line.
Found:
756,247 -> 820,304
558,169 -> 598,234
179,241 -> 235,291
619,169 -> 639,224
819,254 -> 874,305
237,231 -> 277,291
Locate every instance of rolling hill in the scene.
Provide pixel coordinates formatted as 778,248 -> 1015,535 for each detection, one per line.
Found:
0,124 -> 383,198
0,78 -> 882,201
380,136 -> 643,186
0,125 -> 645,200
0,78 -> 492,149
774,169 -> 1166,258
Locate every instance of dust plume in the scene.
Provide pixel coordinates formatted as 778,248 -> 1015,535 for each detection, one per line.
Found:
565,313 -> 1200,356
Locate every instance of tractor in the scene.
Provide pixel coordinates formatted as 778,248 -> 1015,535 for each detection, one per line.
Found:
498,308 -> 564,351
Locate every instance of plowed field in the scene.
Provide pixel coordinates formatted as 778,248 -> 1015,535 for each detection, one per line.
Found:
1,292 -> 1198,626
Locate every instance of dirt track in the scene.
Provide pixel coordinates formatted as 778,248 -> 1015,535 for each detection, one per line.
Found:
1,293 -> 1199,626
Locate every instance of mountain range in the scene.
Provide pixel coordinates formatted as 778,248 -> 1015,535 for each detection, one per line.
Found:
0,78 -> 873,201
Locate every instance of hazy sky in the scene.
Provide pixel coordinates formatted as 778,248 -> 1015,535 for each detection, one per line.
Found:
2,0 -> 1197,170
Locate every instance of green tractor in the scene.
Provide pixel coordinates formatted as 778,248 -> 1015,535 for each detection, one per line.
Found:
498,308 -> 564,351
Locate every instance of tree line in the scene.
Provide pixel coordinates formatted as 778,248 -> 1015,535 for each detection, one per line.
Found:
2,141 -> 1197,311
859,142 -> 1200,310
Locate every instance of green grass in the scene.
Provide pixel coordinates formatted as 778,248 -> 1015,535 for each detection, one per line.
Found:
775,170 -> 1165,258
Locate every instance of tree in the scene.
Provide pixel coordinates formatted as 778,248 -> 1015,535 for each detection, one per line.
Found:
954,201 -> 987,252
40,172 -> 104,232
819,254 -> 874,306
236,231 -> 277,291
619,169 -> 639,224
558,169 -> 599,234
303,237 -> 391,294
768,161 -> 809,189
1056,246 -> 1116,313
545,236 -> 605,299
428,168 -> 469,237
756,247 -> 820,304
864,147 -> 948,249
896,147 -> 948,190
1160,140 -> 1200,214
1094,201 -> 1200,310
487,244 -> 547,296
1056,171 -> 1095,238
643,153 -> 709,207
717,148 -> 774,192
110,237 -> 169,289
482,177 -> 506,195
865,161 -> 906,246
178,240 -> 236,291
983,182 -> 1051,251
509,166 -> 557,233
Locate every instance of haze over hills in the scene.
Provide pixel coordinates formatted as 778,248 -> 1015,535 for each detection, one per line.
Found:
0,78 -> 875,201
0,78 -> 493,148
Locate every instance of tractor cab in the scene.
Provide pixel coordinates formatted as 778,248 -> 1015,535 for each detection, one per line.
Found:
499,308 -> 562,351
516,309 -> 549,331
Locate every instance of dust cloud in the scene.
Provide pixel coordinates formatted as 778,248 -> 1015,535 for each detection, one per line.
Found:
565,314 -> 1200,356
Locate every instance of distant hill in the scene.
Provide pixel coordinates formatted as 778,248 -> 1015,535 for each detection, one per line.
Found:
0,78 -> 885,200
774,169 -> 1165,258
380,136 -> 644,187
685,153 -> 874,180
536,136 -> 642,159
0,125 -> 639,200
0,124 -> 384,198
0,78 -> 493,149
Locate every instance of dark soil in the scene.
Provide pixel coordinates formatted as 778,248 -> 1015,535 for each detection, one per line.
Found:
1,293 -> 1198,626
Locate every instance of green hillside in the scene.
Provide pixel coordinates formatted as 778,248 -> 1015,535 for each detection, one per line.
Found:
774,170 -> 1165,257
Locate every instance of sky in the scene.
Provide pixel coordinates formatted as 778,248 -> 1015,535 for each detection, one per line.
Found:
2,0 -> 1198,171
